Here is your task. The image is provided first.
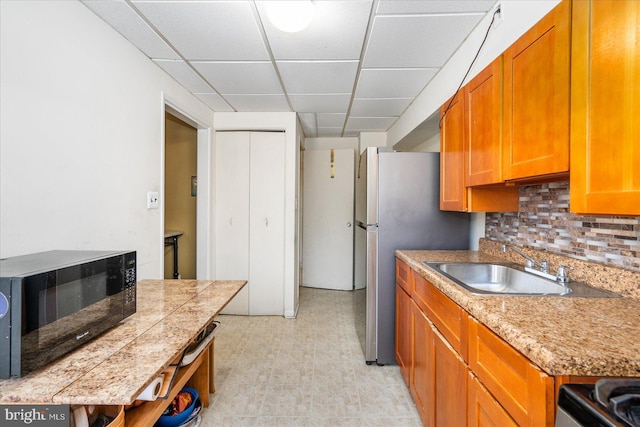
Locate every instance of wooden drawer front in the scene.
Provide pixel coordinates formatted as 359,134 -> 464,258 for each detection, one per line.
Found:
468,371 -> 518,427
468,318 -> 553,427
396,258 -> 411,293
413,273 -> 468,361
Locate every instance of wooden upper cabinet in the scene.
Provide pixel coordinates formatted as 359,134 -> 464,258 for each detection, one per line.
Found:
466,56 -> 503,186
440,91 -> 467,211
440,88 -> 518,212
503,0 -> 571,181
570,0 -> 640,215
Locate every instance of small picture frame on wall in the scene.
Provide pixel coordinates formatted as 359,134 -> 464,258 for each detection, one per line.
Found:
191,176 -> 197,197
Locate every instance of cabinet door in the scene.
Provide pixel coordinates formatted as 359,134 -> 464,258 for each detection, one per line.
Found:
395,283 -> 412,385
570,0 -> 640,215
249,132 -> 285,315
440,91 -> 467,211
466,56 -> 503,186
468,371 -> 518,427
215,132 -> 250,314
468,318 -> 554,426
441,87 -> 519,212
503,0 -> 571,180
433,326 -> 467,427
411,300 -> 435,427
412,272 -> 468,361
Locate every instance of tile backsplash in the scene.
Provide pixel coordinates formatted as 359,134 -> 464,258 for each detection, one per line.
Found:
485,181 -> 640,272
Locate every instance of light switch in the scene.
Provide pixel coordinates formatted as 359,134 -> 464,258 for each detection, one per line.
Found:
147,192 -> 159,209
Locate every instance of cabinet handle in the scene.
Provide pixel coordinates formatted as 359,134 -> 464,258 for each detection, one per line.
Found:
229,217 -> 233,226
265,218 -> 269,227
347,222 -> 352,227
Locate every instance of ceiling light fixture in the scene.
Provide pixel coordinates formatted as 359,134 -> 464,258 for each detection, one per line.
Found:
264,0 -> 315,33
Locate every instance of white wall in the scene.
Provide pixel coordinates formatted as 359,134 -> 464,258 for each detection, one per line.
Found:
305,137 -> 358,151
412,133 -> 440,153
213,112 -> 300,318
359,132 -> 387,154
0,1 -> 215,279
387,0 -> 561,146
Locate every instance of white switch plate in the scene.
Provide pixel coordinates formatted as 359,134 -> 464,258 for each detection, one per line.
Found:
147,191 -> 159,209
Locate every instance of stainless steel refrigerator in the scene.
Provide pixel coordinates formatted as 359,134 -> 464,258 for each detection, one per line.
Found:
354,148 -> 470,365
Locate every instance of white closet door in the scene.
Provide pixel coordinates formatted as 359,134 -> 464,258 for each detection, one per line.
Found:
215,132 -> 250,314
249,132 -> 285,315
302,149 -> 355,290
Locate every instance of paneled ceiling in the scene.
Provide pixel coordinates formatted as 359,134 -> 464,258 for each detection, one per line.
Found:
81,0 -> 496,137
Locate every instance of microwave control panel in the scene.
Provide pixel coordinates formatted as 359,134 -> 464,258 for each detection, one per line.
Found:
123,251 -> 136,317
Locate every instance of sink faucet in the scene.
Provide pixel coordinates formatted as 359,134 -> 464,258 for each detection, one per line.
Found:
501,244 -> 571,284
502,244 -> 548,271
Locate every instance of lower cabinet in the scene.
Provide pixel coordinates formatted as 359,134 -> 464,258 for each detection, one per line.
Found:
410,299 -> 467,427
468,372 -> 518,427
433,324 -> 468,427
395,283 -> 412,384
468,317 -> 554,426
396,258 -> 555,426
410,300 -> 434,426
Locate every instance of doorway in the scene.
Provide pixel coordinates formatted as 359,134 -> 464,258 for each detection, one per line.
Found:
164,113 -> 197,279
302,148 -> 355,291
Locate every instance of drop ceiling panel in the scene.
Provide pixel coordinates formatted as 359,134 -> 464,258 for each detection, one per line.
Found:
289,94 -> 351,114
356,68 -> 437,98
257,0 -> 373,60
317,113 -> 347,127
350,98 -> 413,117
363,14 -> 484,68
81,0 -> 179,60
82,0 -> 498,138
131,1 -> 269,61
376,0 -> 496,14
278,61 -> 359,94
195,94 -> 234,112
153,60 -> 212,93
298,112 -> 317,127
316,128 -> 344,137
192,61 -> 282,95
222,94 -> 290,112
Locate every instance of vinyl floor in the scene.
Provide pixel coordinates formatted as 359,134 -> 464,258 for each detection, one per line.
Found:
199,286 -> 422,426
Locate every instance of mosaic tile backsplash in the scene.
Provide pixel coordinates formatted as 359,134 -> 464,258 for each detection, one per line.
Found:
485,181 -> 640,272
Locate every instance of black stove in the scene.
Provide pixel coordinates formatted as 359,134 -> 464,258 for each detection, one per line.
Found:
557,379 -> 640,427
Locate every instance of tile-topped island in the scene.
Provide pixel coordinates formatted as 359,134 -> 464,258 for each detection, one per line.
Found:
0,279 -> 245,424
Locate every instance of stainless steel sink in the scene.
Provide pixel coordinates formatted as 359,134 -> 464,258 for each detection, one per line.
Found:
423,262 -> 620,297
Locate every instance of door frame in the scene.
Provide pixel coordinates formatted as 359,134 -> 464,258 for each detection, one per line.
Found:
161,94 -> 213,280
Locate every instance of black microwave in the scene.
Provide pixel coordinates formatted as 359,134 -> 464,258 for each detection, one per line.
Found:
0,250 -> 136,378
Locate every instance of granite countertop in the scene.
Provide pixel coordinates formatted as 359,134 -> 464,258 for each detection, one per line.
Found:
0,279 -> 245,404
396,249 -> 640,377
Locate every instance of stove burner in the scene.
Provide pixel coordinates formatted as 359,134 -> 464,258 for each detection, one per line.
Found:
557,380 -> 640,427
595,379 -> 640,427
